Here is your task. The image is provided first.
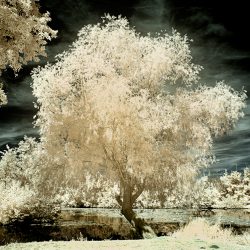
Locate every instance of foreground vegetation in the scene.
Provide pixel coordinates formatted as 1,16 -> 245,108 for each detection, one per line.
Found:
1,218 -> 249,249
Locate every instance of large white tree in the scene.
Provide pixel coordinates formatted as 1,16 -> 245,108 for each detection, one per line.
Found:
31,16 -> 246,237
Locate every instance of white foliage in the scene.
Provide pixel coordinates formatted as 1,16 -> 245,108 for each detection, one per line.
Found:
0,83 -> 7,105
216,168 -> 250,208
0,137 -> 47,222
54,173 -> 118,208
53,168 -> 250,209
0,0 -> 57,73
0,181 -> 35,224
134,169 -> 250,209
0,137 -> 249,213
0,137 -> 43,188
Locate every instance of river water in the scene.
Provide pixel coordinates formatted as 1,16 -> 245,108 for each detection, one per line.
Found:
0,208 -> 249,245
0,0 -> 249,176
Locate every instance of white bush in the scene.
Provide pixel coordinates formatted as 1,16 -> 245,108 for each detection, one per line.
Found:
54,173 -> 118,208
216,168 -> 250,208
0,137 -> 43,189
0,137 -> 47,223
0,181 -> 35,224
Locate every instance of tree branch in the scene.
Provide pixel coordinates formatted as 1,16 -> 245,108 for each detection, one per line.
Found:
132,179 -> 146,204
115,194 -> 123,206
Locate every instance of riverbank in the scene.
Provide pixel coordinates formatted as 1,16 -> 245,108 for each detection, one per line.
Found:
1,208 -> 249,245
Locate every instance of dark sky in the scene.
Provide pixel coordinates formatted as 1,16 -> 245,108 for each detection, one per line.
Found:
1,0 -> 250,176
40,0 -> 250,50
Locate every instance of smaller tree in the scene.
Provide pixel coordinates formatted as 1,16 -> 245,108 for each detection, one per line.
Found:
216,168 -> 250,208
0,0 -> 57,73
0,137 -> 44,224
32,16 -> 247,238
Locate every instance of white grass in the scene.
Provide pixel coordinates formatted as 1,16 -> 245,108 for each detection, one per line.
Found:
173,218 -> 250,247
173,218 -> 233,243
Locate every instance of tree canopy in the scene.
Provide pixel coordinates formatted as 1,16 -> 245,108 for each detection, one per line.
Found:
0,0 -> 56,73
32,16 -> 246,187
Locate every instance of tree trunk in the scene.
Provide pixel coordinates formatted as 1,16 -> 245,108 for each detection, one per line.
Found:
116,180 -> 156,239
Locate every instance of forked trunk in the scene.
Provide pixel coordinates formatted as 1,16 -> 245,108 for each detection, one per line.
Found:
116,180 -> 156,239
121,202 -> 150,239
